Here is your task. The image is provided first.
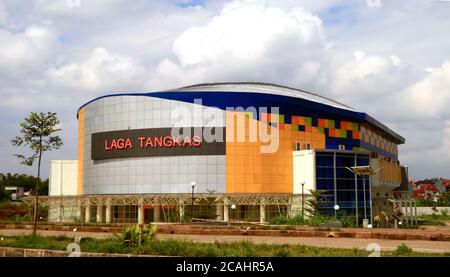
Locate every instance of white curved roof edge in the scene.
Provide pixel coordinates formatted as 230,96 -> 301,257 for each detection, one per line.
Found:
171,82 -> 359,112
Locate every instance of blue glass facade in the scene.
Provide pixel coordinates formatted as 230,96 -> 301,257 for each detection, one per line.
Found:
315,151 -> 371,222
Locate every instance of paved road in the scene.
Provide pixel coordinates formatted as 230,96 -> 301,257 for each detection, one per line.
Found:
1,229 -> 449,254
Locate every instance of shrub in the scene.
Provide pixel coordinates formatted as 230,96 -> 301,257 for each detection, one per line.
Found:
70,216 -> 84,223
269,215 -> 307,225
395,243 -> 413,256
308,214 -> 327,226
9,213 -> 32,222
431,213 -> 439,221
269,215 -> 289,225
21,214 -> 32,222
290,215 -> 307,225
340,216 -> 357,228
117,224 -> 157,247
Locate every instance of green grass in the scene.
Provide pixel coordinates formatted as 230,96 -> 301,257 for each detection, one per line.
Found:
0,234 -> 449,257
269,215 -> 357,228
0,234 -> 71,250
417,213 -> 450,226
269,215 -> 337,227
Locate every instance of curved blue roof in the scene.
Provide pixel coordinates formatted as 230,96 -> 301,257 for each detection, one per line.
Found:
77,82 -> 405,144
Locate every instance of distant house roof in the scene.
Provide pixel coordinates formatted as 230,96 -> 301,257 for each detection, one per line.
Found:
417,183 -> 438,192
4,186 -> 24,190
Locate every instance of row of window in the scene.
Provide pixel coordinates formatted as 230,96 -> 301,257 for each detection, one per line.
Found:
294,142 -> 347,151
317,179 -> 371,190
316,156 -> 369,167
319,190 -> 371,201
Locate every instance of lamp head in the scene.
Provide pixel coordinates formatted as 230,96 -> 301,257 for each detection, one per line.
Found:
334,204 -> 340,211
231,204 -> 236,210
190,181 -> 196,188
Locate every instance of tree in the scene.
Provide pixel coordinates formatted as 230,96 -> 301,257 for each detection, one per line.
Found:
305,189 -> 328,217
11,112 -> 63,235
0,183 -> 8,201
0,173 -> 49,195
0,174 -> 6,201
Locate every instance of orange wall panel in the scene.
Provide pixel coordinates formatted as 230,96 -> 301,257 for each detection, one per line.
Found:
225,111 -> 326,194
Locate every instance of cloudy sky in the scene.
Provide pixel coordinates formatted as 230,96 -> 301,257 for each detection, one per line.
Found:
0,0 -> 449,180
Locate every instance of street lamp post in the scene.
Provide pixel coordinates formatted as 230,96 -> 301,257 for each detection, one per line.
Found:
301,182 -> 305,220
334,204 -> 340,220
190,181 -> 196,221
362,175 -> 367,221
231,204 -> 236,221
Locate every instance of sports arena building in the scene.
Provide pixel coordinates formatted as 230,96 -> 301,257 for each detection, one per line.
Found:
43,83 -> 408,226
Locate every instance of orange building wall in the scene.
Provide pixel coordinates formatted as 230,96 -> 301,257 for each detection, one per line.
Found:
77,109 -> 84,195
360,123 -> 398,157
226,112 -> 325,193
379,159 -> 402,183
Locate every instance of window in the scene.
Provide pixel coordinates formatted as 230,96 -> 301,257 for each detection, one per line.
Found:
295,142 -> 301,151
316,154 -> 334,167
304,143 -> 311,150
357,155 -> 369,166
338,144 -> 346,150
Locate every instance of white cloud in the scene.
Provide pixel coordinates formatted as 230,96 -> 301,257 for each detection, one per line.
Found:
441,120 -> 450,160
398,60 -> 450,119
47,47 -> 148,92
150,0 -> 329,90
174,1 -> 324,66
390,55 -> 402,66
329,51 -> 421,101
0,25 -> 57,67
396,119 -> 450,178
0,1 -> 8,24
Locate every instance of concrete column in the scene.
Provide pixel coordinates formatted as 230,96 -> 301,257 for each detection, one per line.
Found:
105,204 -> 112,224
260,204 -> 266,223
414,201 -> 418,225
59,205 -> 63,222
216,203 -> 224,221
223,197 -> 230,222
409,200 -> 414,226
85,204 -> 91,223
224,205 -> 229,222
179,200 -> 185,221
77,205 -> 83,220
96,204 -> 103,223
138,204 -> 144,224
153,205 -> 160,222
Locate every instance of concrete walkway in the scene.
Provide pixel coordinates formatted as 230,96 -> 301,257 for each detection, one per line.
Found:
1,229 -> 449,254
158,233 -> 450,253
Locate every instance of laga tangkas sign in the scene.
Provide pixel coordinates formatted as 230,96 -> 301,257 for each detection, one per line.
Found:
91,127 -> 225,160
